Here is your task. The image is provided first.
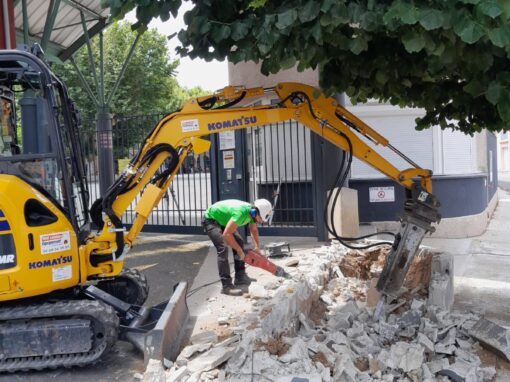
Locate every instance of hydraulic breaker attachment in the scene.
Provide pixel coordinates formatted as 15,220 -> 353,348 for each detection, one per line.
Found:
374,185 -> 441,319
85,281 -> 189,366
244,250 -> 291,278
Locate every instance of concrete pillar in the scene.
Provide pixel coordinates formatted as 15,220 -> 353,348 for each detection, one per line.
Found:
96,111 -> 114,195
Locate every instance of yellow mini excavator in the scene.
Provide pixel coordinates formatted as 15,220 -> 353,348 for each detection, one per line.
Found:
0,48 -> 440,372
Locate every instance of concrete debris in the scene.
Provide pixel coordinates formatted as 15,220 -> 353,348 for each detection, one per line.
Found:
249,283 -> 269,298
165,365 -> 189,382
142,359 -> 165,382
186,346 -> 235,373
158,243 -> 503,382
470,317 -> 510,361
438,360 -> 478,382
190,330 -> 218,345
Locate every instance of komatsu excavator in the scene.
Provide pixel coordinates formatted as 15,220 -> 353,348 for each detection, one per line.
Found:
0,48 -> 440,372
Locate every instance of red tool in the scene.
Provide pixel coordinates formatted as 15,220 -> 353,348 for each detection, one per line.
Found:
243,250 -> 290,278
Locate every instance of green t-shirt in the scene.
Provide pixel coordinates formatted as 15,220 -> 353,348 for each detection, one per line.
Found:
204,199 -> 253,227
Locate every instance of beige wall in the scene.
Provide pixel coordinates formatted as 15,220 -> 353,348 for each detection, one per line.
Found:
228,61 -> 319,88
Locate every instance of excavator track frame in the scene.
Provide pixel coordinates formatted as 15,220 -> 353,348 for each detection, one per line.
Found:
0,300 -> 119,372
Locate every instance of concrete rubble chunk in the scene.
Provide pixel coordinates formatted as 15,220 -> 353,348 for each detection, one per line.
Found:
214,334 -> 241,348
142,359 -> 165,382
178,343 -> 212,361
280,338 -> 309,363
165,366 -> 189,382
398,310 -> 422,328
378,321 -> 399,341
426,358 -> 449,374
438,360 -> 478,382
435,342 -> 456,355
187,346 -> 235,373
469,317 -> 510,361
428,273 -> 454,311
249,283 -> 269,298
384,342 -> 424,372
417,332 -> 435,353
477,366 -> 497,382
329,312 -> 353,330
190,330 -> 218,345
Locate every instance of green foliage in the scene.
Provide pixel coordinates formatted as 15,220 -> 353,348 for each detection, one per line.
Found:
54,21 -> 206,158
55,22 -> 205,122
103,0 -> 510,134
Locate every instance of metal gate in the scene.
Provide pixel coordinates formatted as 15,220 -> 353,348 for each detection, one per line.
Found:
81,115 -> 316,235
244,121 -> 316,236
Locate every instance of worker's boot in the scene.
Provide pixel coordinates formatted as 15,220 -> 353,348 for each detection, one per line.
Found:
234,272 -> 257,286
221,284 -> 243,296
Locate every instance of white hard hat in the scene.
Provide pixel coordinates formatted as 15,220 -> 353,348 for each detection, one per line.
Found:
253,199 -> 273,222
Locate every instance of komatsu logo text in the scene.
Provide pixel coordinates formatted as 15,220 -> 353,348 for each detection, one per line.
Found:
208,116 -> 257,131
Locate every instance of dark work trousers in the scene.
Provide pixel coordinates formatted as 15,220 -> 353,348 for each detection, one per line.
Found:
202,218 -> 246,287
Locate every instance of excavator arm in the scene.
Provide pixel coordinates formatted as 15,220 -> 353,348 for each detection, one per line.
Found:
87,82 -> 441,313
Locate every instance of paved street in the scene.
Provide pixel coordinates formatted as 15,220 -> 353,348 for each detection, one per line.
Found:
0,234 -> 210,382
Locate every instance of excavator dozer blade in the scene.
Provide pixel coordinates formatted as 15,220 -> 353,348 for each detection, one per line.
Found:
123,281 -> 190,366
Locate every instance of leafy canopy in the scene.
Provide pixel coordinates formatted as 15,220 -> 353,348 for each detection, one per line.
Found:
55,21 -> 204,122
103,0 -> 510,134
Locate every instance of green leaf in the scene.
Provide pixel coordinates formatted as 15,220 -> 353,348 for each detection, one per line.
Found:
375,70 -> 389,85
488,26 -> 510,47
329,3 -> 350,25
486,82 -> 503,104
231,21 -> 249,41
257,43 -> 272,55
310,21 -> 322,44
211,25 -> 231,43
350,36 -> 368,55
463,80 -> 485,96
280,56 -> 297,70
477,1 -> 503,18
454,17 -> 485,44
321,0 -> 336,13
276,9 -> 298,30
299,0 -> 321,23
419,8 -> 444,30
402,31 -> 426,53
497,95 -> 510,121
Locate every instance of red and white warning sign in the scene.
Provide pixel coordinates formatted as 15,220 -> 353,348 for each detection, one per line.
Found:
40,231 -> 71,255
369,186 -> 395,203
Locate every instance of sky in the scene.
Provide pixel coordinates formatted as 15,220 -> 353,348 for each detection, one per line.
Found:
126,4 -> 228,92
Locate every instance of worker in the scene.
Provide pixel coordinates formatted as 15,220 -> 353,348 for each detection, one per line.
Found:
202,198 -> 273,296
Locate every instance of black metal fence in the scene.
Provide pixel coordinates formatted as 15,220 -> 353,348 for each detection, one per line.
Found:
81,115 -> 315,234
246,121 -> 314,228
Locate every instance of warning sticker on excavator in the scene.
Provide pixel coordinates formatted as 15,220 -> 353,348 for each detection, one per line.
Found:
52,265 -> 72,282
181,119 -> 199,132
40,231 -> 71,255
369,186 -> 395,203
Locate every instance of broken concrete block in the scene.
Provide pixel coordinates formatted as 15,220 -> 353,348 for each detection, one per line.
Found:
333,354 -> 357,382
426,357 -> 449,374
431,252 -> 453,277
382,342 -> 424,372
186,371 -> 202,382
142,359 -> 165,382
428,273 -> 454,311
469,317 -> 510,361
329,312 -> 353,330
435,342 -> 456,355
417,332 -> 435,353
378,321 -> 399,341
214,334 -> 240,348
410,299 -> 425,311
320,294 -> 334,306
186,346 -> 235,373
165,366 -> 190,382
190,330 -> 218,345
438,360 -> 478,382
280,338 -> 309,363
476,366 -> 496,382
249,283 -> 269,298
398,310 -> 422,328
454,348 -> 481,366
178,343 -> 212,361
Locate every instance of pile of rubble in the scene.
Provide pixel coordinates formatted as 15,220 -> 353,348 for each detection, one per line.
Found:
158,242 -> 503,382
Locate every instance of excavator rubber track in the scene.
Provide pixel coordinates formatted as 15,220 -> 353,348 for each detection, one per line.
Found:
0,299 -> 119,372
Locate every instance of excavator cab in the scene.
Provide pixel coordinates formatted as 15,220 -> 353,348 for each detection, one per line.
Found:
0,49 -> 90,239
